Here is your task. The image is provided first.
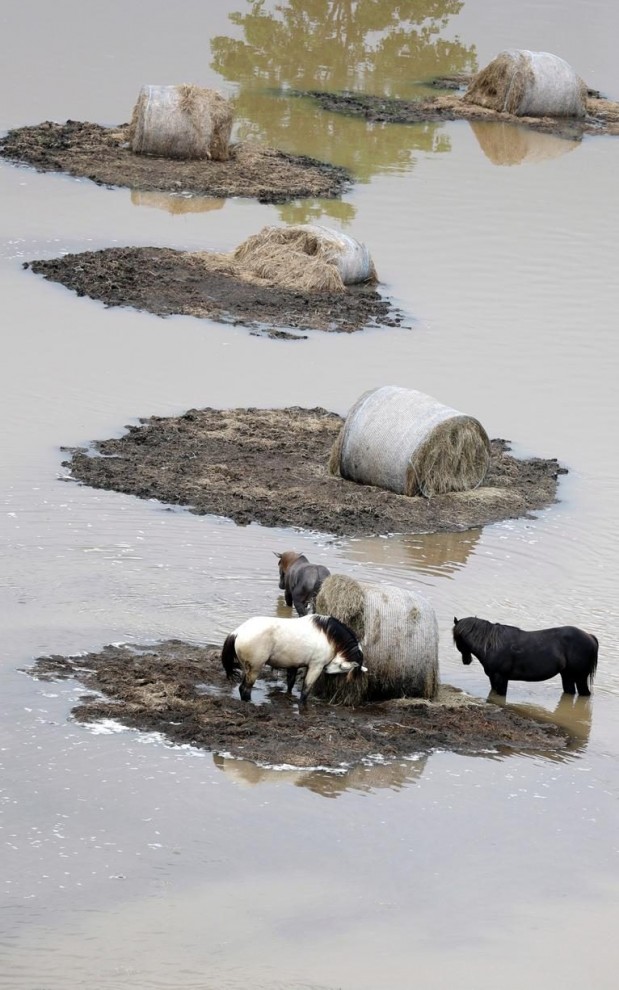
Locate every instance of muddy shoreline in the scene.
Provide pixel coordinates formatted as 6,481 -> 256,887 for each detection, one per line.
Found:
0,121 -> 351,203
63,406 -> 566,537
301,88 -> 619,140
30,640 -> 571,769
26,247 -> 403,337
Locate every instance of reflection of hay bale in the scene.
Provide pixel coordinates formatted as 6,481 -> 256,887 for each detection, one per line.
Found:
130,190 -> 226,214
464,51 -> 587,118
233,224 -> 377,293
315,574 -> 439,705
470,121 -> 579,165
129,84 -> 233,160
330,386 -> 490,497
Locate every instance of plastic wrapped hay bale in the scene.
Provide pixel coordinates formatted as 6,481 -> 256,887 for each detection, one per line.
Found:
232,223 -> 377,292
129,84 -> 233,160
314,574 -> 439,704
464,51 -> 587,118
330,386 -> 491,498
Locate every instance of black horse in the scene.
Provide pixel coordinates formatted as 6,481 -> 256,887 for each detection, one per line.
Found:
453,616 -> 598,697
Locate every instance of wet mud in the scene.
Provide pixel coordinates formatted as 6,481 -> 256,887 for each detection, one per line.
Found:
302,87 -> 619,141
0,121 -> 350,203
29,641 -> 570,769
63,407 -> 566,537
26,247 -> 401,337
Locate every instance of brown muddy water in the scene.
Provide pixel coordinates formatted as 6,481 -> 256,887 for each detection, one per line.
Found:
1,2 -> 618,989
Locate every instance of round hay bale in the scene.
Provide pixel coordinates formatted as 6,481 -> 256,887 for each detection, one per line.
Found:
463,51 -> 587,118
314,574 -> 439,705
129,84 -> 233,160
233,223 -> 377,292
330,386 -> 491,497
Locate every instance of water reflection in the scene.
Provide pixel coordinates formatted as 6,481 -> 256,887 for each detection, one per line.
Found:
470,121 -> 579,167
130,191 -> 227,214
489,693 -> 592,755
343,528 -> 482,576
210,1 -> 477,197
213,751 -> 428,798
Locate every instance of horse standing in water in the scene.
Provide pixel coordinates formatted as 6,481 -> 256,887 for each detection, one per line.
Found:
221,614 -> 366,706
275,551 -> 330,616
453,616 -> 598,697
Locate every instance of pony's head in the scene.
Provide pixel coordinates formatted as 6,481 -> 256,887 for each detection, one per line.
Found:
453,616 -> 473,665
274,550 -> 302,589
314,614 -> 366,675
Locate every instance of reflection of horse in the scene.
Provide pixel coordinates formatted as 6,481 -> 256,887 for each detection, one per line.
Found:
275,550 -> 330,616
221,614 -> 365,706
453,616 -> 598,697
213,752 -> 428,798
491,694 -> 593,755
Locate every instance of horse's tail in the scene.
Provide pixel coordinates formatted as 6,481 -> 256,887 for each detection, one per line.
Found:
587,633 -> 599,685
221,633 -> 239,680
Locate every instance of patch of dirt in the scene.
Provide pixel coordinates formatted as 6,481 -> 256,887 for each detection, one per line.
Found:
28,641 -> 570,768
63,407 -> 566,537
301,88 -> 619,140
0,121 -> 351,203
25,247 -> 402,337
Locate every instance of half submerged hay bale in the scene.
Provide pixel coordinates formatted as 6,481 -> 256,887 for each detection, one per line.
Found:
232,223 -> 377,292
315,574 -> 439,705
330,386 -> 491,498
129,84 -> 233,160
464,51 -> 587,118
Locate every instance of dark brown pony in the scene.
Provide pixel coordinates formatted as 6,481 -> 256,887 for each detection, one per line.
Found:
453,616 -> 599,697
275,551 -> 330,617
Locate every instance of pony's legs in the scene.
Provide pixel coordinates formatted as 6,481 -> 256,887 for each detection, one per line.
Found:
286,667 -> 299,694
489,673 -> 508,696
284,589 -> 293,607
299,663 -> 323,706
239,666 -> 259,702
561,672 -> 576,694
292,595 -> 309,617
575,677 -> 591,697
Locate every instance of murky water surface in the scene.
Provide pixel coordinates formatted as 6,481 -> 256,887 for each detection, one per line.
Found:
1,2 -> 618,987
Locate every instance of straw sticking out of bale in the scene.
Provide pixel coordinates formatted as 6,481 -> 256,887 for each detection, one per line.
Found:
464,51 -> 587,119
330,386 -> 490,498
129,84 -> 233,160
233,224 -> 377,292
315,574 -> 439,705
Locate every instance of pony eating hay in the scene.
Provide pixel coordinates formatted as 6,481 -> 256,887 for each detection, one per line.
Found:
221,614 -> 366,706
453,616 -> 598,697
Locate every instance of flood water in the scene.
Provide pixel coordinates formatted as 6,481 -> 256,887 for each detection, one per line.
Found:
1,2 -> 619,987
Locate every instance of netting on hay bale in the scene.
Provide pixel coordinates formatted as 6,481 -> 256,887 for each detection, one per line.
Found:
464,51 -> 587,118
232,224 -> 377,292
129,84 -> 233,160
314,574 -> 439,705
329,386 -> 491,498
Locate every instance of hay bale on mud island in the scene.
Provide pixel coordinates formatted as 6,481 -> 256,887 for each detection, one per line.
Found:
329,385 -> 490,498
232,223 -> 377,293
314,574 -> 439,705
464,51 -> 587,118
129,84 -> 233,160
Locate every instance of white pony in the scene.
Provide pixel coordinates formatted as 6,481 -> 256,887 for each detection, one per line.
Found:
221,614 -> 366,706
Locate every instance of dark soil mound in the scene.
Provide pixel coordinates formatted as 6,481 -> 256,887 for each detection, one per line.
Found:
26,247 -> 402,337
301,87 -> 619,140
63,406 -> 566,537
29,640 -> 570,769
0,120 -> 351,203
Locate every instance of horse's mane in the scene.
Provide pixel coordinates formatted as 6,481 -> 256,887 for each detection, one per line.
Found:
454,616 -> 507,655
312,614 -> 362,662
